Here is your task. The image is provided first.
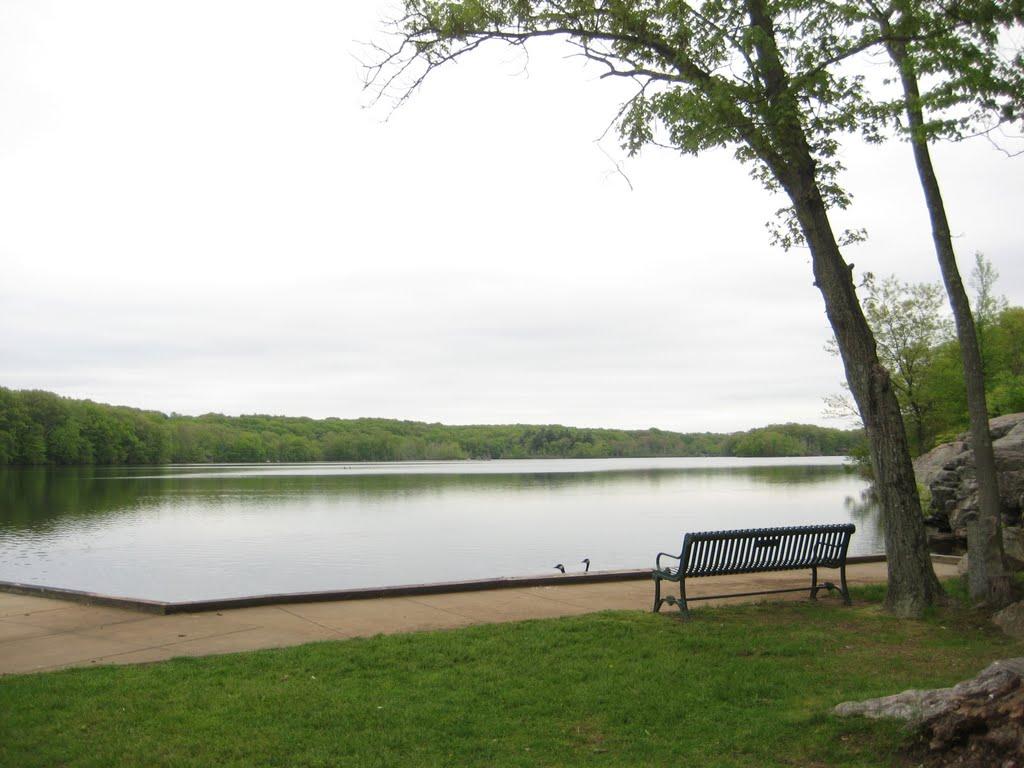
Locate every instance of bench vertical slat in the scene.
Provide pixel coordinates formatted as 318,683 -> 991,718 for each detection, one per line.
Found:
742,535 -> 755,570
813,531 -> 827,566
692,540 -> 708,577
772,533 -> 784,570
789,532 -> 803,568
821,530 -> 836,565
738,535 -> 753,574
749,533 -> 762,572
705,538 -> 717,575
712,538 -> 728,574
780,532 -> 795,568
780,531 -> 795,568
818,530 -> 832,565
681,533 -> 694,576
712,536 -> 729,573
701,538 -> 714,575
797,532 -> 812,567
802,532 -> 815,565
712,538 -> 726,574
766,532 -> 783,571
714,538 -> 729,575
688,538 -> 704,577
772,531 -> 786,569
725,536 -> 740,573
810,532 -> 822,566
702,539 -> 716,575
815,531 -> 828,565
736,536 -> 751,571
812,531 -> 825,565
747,534 -> 760,571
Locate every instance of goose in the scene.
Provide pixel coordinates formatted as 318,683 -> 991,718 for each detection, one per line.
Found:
554,564 -> 566,573
581,558 -> 590,572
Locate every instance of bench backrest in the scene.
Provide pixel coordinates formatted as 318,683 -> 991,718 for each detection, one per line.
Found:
680,524 -> 855,578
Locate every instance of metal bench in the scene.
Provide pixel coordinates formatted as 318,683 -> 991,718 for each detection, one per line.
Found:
652,523 -> 855,613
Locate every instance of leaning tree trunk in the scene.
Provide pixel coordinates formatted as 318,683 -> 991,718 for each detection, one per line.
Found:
785,166 -> 943,616
743,0 -> 942,616
885,30 -> 1011,608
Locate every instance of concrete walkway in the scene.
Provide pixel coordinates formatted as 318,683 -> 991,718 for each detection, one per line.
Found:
0,560 -> 958,676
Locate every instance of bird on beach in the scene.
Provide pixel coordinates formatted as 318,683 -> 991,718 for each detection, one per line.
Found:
581,558 -> 590,572
554,564 -> 565,573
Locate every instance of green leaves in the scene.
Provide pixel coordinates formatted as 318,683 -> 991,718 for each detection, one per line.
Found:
375,2 -> 880,202
869,0 -> 1024,144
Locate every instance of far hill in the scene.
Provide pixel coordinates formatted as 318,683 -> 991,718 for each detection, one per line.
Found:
0,388 -> 865,465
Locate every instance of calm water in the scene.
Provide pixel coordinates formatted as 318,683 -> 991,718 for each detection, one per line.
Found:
0,457 -> 881,601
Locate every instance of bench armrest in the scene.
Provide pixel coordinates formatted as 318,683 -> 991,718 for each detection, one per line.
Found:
655,551 -> 681,571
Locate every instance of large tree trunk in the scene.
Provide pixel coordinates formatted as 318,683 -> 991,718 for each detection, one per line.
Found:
744,0 -> 942,616
885,27 -> 1011,608
785,165 -> 944,616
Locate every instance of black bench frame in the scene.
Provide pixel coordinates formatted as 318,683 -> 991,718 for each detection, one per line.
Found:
652,523 -> 855,614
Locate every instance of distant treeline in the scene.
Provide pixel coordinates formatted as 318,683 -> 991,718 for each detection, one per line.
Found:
0,388 -> 866,465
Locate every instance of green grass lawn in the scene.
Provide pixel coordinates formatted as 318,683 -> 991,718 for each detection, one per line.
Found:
1,585 -> 1019,768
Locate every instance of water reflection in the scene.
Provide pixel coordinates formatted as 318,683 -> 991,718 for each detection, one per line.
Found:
0,458 -> 880,601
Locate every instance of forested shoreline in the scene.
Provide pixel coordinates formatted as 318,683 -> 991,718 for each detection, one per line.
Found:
0,388 -> 865,465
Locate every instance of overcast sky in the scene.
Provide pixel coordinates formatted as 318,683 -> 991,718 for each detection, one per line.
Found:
1,1 -> 1021,433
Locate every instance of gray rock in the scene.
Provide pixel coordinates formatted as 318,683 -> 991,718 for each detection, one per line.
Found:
913,412 -> 1024,537
1004,527 -> 1024,571
993,601 -> 1024,640
915,439 -> 969,490
833,658 -> 1024,725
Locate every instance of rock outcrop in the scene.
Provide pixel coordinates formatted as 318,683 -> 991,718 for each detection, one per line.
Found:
835,659 -> 1024,768
994,602 -> 1024,641
834,658 -> 1024,724
914,413 -> 1024,558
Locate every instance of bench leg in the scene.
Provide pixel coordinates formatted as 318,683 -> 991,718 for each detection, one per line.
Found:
678,578 -> 689,615
810,566 -> 819,600
653,576 -> 662,613
840,563 -> 851,605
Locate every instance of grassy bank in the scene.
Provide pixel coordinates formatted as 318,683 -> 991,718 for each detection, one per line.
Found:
0,587 -> 1018,768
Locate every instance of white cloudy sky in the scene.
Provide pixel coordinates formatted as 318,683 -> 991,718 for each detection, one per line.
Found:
1,1 -> 1021,432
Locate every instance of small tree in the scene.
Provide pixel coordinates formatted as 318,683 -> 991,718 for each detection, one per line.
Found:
861,274 -> 952,455
988,307 -> 1024,415
370,0 -> 942,615
970,252 -> 1009,374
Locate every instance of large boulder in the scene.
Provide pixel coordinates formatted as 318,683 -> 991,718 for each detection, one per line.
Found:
835,659 -> 1024,768
994,601 -> 1024,641
1006,527 -> 1024,571
834,658 -> 1024,725
914,413 -> 1024,536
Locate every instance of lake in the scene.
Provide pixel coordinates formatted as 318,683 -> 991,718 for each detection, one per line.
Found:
0,457 -> 881,601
